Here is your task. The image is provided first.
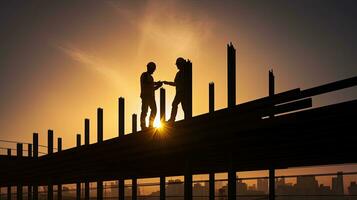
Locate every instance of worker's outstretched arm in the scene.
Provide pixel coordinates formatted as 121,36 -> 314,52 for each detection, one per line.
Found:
163,81 -> 176,86
154,81 -> 163,90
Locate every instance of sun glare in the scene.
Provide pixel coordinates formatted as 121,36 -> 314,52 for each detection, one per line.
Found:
154,118 -> 162,128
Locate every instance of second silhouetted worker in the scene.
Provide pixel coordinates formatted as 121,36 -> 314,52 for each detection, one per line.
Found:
164,57 -> 187,122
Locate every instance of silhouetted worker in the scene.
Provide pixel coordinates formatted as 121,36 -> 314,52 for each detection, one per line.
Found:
164,57 -> 187,123
140,62 -> 162,129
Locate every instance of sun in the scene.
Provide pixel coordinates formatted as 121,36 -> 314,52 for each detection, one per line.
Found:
153,118 -> 162,128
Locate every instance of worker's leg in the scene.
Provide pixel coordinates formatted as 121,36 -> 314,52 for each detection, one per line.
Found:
181,95 -> 188,118
148,99 -> 157,128
140,98 -> 149,129
168,94 -> 180,122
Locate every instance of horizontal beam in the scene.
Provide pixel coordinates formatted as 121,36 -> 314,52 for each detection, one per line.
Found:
300,76 -> 357,98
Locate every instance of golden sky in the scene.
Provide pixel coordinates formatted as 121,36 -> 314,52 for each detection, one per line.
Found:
0,1 -> 356,177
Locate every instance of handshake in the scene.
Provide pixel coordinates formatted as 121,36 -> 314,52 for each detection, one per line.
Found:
156,81 -> 171,87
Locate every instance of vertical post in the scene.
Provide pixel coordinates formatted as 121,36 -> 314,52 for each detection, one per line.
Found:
269,69 -> 275,200
17,143 -> 23,200
77,134 -> 81,147
28,144 -> 32,200
97,108 -> 104,200
132,178 -> 137,200
48,130 -> 54,154
84,182 -> 89,200
33,133 -> 38,158
47,130 -> 54,200
118,179 -> 124,200
269,169 -> 275,200
57,138 -> 62,152
209,173 -> 215,200
58,138 -> 62,200
28,144 -> 32,157
228,170 -> 236,200
85,118 -> 90,145
17,143 -> 23,157
97,108 -> 103,200
209,82 -> 215,113
184,161 -> 192,200
119,97 -> 125,137
269,69 -> 275,97
7,148 -> 11,200
33,184 -> 38,200
118,98 -> 125,200
227,43 -> 236,108
76,134 -> 81,200
160,88 -> 166,122
33,133 -> 39,199
97,180 -> 103,200
228,154 -> 236,200
7,186 -> 11,200
84,119 -> 90,200
98,108 -> 103,142
132,114 -> 137,133
160,176 -> 165,200
184,60 -> 193,119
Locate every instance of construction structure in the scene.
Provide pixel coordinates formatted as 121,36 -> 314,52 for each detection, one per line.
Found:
0,43 -> 357,200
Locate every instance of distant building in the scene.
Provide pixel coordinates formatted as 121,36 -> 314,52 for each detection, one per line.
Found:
257,178 -> 268,194
295,176 -> 319,194
193,182 -> 209,200
349,182 -> 357,195
332,172 -> 344,195
237,180 -> 248,193
248,184 -> 256,191
110,181 -> 141,200
166,179 -> 184,200
276,178 -> 286,188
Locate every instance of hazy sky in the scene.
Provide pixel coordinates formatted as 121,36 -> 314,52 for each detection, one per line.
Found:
0,0 -> 356,157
